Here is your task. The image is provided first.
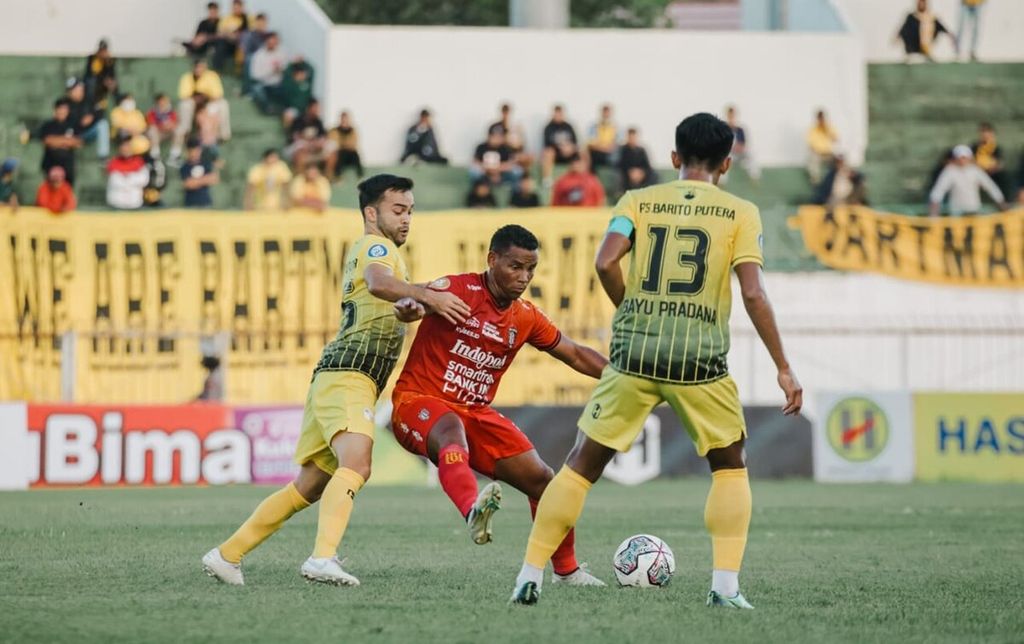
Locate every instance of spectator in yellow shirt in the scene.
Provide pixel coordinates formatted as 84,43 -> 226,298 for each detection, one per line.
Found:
587,103 -> 619,170
806,109 -> 838,185
110,93 -> 150,156
245,149 -> 293,211
289,163 -> 331,212
172,59 -> 231,161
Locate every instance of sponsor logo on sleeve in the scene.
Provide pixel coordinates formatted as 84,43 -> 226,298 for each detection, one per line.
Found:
429,277 -> 451,290
368,243 -> 388,258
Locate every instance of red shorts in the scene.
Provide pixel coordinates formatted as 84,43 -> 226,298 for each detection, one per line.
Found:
391,392 -> 534,478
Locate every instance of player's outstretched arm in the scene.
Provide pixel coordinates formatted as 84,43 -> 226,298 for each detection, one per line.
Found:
594,232 -> 632,307
734,262 -> 802,416
547,336 -> 608,379
365,264 -> 470,325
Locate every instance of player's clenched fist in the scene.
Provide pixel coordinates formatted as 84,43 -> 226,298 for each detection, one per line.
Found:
394,297 -> 426,322
421,288 -> 471,325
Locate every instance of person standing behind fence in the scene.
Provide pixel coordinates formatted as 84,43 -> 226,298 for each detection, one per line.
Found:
957,0 -> 986,61
929,145 -> 1006,216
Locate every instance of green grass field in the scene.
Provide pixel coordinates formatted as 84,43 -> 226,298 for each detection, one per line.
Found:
2,481 -> 1022,643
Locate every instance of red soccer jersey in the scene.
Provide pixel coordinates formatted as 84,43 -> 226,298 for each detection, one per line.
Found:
395,272 -> 562,406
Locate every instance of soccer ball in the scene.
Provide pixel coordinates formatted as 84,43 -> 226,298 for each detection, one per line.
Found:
612,534 -> 676,587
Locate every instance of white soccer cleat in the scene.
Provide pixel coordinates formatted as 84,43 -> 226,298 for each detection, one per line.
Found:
202,548 -> 244,586
466,481 -> 502,545
300,556 -> 360,586
552,563 -> 607,587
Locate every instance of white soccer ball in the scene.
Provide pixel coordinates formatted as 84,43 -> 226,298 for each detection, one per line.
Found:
612,534 -> 676,587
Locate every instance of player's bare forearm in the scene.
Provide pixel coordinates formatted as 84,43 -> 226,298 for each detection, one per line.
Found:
549,337 -> 608,379
366,265 -> 470,324
595,232 -> 632,307
735,262 -> 803,415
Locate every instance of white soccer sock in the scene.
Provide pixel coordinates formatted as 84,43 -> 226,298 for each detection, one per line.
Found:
516,563 -> 544,589
711,569 -> 739,597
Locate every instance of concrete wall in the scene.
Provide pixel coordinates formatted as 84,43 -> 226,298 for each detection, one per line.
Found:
833,0 -> 1024,62
0,0 -> 203,57
325,26 -> 866,167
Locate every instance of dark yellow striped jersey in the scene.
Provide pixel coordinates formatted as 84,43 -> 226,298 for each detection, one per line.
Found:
313,234 -> 410,393
609,179 -> 763,384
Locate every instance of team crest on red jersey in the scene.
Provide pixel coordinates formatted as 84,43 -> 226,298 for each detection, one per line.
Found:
508,327 -> 518,348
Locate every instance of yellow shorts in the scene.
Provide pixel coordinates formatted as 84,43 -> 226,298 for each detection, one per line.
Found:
293,370 -> 378,475
578,367 -> 746,456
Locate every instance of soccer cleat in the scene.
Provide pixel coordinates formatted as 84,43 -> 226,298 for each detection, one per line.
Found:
706,590 -> 754,609
300,556 -> 360,586
466,481 -> 502,545
202,548 -> 244,586
551,563 -> 607,587
509,581 -> 540,606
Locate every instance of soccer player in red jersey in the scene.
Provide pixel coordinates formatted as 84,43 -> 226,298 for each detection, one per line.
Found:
390,224 -> 609,586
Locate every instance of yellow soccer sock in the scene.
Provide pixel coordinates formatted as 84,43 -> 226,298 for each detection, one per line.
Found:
524,466 -> 592,569
704,468 -> 752,571
220,482 -> 310,564
312,467 -> 366,559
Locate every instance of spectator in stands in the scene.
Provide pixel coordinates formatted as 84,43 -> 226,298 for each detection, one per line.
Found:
552,154 -> 606,207
143,153 -> 167,208
289,163 -> 331,212
106,136 -> 150,210
279,59 -> 315,129
181,139 -> 218,207
248,32 -> 287,114
0,158 -> 20,211
39,98 -> 82,187
725,105 -> 760,181
971,122 -> 1008,194
929,144 -> 1006,216
66,78 -> 110,159
466,178 -> 497,209
184,2 -> 222,60
488,103 -> 531,171
285,99 -> 336,174
83,39 -> 117,110
897,0 -> 953,62
245,148 -> 292,210
806,109 -> 838,185
35,166 -> 76,214
470,129 -> 521,189
957,0 -> 986,61
587,104 -> 619,171
542,105 -> 579,185
146,93 -> 178,157
327,110 -> 364,181
618,127 -> 657,192
241,13 -> 271,95
192,94 -> 222,160
173,59 -> 231,161
110,93 -> 150,156
400,109 -> 448,165
1019,153 -> 1024,205
212,0 -> 249,72
509,175 -> 540,208
813,155 -> 868,208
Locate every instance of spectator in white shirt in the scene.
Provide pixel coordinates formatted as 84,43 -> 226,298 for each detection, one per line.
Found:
248,32 -> 288,114
106,137 -> 150,210
929,144 -> 1006,216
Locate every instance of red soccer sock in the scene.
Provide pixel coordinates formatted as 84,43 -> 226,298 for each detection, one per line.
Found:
438,444 -> 478,518
530,497 -> 579,576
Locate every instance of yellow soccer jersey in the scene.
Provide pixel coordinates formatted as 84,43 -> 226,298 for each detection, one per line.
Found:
313,234 -> 410,393
609,179 -> 763,384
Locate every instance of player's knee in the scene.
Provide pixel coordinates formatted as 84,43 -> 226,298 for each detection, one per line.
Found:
706,440 -> 746,471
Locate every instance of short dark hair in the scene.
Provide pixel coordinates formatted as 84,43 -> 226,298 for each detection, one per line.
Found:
980,121 -> 994,131
490,224 -> 539,254
207,2 -> 219,9
54,98 -> 70,109
357,174 -> 414,214
419,109 -> 431,118
262,148 -> 278,159
256,12 -> 267,19
154,92 -> 167,101
674,112 -> 734,170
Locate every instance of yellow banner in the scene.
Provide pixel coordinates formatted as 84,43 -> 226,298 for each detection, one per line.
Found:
914,393 -> 1024,482
790,206 -> 1024,287
0,207 -> 616,405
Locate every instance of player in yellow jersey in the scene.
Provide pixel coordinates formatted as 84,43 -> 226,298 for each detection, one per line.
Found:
510,113 -> 803,607
202,174 -> 470,587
